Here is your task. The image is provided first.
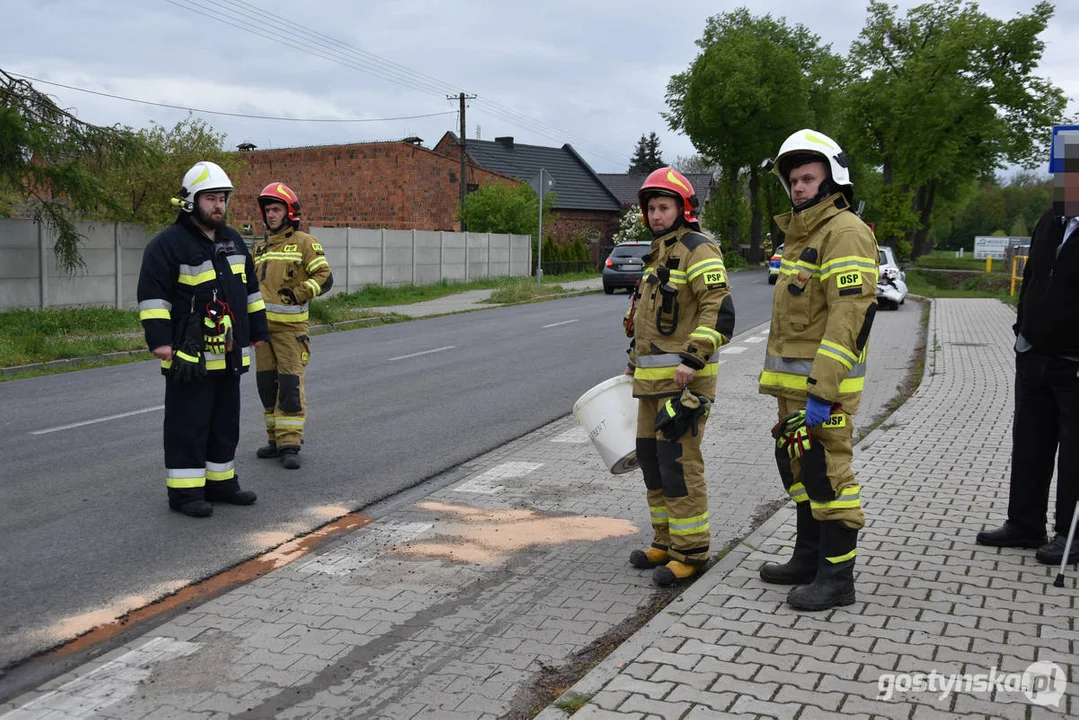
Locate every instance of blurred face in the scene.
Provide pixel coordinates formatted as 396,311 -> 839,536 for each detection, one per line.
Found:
264,201 -> 288,233
647,195 -> 681,234
1052,166 -> 1079,217
788,161 -> 828,207
194,191 -> 229,230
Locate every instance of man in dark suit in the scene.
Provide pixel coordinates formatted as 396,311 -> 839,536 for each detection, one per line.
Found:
977,125 -> 1079,566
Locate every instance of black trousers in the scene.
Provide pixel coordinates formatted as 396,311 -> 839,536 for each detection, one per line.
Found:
1008,350 -> 1079,535
163,373 -> 242,505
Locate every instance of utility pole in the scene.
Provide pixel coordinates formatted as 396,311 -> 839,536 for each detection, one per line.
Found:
448,92 -> 477,230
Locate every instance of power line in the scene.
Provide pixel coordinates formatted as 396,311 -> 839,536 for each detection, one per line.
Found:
7,72 -> 457,123
159,0 -> 627,166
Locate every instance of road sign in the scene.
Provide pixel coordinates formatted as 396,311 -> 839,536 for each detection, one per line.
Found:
529,170 -> 555,197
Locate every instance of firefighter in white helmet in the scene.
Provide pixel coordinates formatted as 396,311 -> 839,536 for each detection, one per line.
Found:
758,129 -> 879,610
137,161 -> 268,517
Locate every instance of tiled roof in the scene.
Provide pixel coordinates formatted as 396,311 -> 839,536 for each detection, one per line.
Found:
457,135 -> 622,212
598,172 -> 716,207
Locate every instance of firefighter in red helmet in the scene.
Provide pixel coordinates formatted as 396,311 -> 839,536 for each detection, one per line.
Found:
624,167 -> 736,585
252,182 -> 333,469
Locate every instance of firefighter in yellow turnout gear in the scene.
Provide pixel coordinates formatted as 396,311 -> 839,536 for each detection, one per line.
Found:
759,129 -> 878,611
252,183 -> 333,469
625,168 -> 736,586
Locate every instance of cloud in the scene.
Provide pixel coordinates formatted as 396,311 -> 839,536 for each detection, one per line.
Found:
7,0 -> 1077,173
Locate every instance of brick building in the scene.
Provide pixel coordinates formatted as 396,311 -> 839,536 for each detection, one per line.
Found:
433,133 -> 623,245
227,139 -> 516,236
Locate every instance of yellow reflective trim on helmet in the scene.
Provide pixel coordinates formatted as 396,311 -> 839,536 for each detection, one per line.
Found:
804,131 -> 837,149
666,169 -> 690,192
190,165 -> 210,187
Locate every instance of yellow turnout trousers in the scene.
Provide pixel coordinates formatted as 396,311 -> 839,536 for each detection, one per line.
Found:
635,395 -> 710,564
775,396 -> 864,529
255,322 -> 311,450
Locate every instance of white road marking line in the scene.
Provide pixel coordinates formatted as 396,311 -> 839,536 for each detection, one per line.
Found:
744,336 -> 765,344
30,405 -> 165,436
453,461 -> 544,494
720,346 -> 748,354
759,328 -> 770,335
542,319 -> 579,328
386,345 -> 456,362
551,427 -> 589,444
6,637 -> 199,718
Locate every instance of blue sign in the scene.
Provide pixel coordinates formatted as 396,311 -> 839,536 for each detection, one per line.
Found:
1049,125 -> 1079,173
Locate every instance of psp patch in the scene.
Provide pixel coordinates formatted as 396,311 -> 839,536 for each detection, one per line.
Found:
836,271 -> 861,289
704,270 -> 727,287
821,413 -> 847,428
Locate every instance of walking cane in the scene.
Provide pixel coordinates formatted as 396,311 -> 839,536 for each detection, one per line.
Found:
1053,502 -> 1079,587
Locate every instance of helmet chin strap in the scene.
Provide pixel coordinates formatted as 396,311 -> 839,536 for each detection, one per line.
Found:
651,215 -> 686,238
793,178 -> 839,213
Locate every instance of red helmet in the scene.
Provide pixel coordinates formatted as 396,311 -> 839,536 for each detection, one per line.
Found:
637,167 -> 699,230
258,182 -> 301,226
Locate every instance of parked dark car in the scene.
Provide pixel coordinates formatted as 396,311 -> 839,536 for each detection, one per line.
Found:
602,241 -> 651,294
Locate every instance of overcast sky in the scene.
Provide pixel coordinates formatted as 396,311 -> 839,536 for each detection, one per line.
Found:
7,0 -> 1077,176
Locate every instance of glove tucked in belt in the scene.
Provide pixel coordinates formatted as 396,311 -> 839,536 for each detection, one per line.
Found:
654,388 -> 711,441
171,311 -> 206,383
203,291 -> 235,355
771,409 -> 811,460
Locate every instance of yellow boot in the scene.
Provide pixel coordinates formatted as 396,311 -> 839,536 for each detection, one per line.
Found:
653,560 -> 700,586
629,545 -> 668,569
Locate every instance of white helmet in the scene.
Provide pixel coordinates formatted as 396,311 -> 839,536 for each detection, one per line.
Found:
769,129 -> 852,202
174,161 -> 233,212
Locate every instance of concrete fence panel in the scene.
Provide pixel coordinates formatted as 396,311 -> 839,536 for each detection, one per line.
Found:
0,219 -> 533,310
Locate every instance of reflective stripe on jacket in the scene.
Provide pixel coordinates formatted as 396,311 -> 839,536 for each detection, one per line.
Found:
759,194 -> 878,414
628,226 -> 735,399
252,229 -> 333,325
137,214 -> 268,376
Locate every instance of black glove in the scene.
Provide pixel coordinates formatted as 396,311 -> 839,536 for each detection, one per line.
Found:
654,389 -> 712,441
171,313 -> 206,383
279,288 -> 298,305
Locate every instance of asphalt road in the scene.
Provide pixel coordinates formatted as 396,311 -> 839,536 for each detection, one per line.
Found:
0,269 -> 774,672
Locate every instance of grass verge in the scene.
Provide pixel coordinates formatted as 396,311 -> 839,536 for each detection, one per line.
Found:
1,272 -> 601,378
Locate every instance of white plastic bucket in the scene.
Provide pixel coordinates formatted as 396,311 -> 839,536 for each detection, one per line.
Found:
573,375 -> 639,475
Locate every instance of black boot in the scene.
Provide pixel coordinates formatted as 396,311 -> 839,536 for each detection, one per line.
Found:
256,442 -> 279,459
760,502 -> 818,584
280,447 -> 301,470
787,521 -> 857,611
170,500 -> 213,517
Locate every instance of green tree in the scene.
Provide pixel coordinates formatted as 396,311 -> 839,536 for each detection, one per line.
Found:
841,0 -> 1065,258
456,181 -> 555,239
0,69 -> 147,272
665,9 -> 842,261
673,154 -> 718,177
95,116 -> 241,230
628,132 -> 665,174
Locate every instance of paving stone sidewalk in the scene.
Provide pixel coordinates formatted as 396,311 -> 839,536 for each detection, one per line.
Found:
0,294 -> 924,720
538,299 -> 1077,720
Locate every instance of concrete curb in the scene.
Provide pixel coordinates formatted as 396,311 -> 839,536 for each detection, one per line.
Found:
534,298 -> 937,719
